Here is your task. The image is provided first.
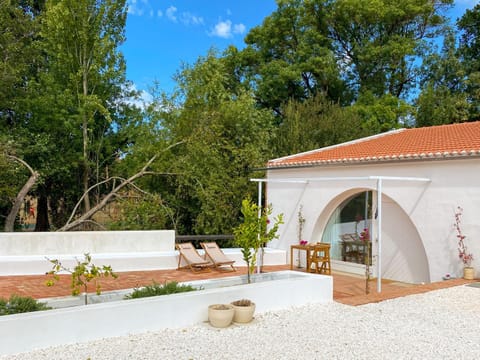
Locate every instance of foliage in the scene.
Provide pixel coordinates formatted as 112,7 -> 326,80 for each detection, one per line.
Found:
2,0 -> 480,234
416,29 -> 469,126
124,281 -> 198,299
240,0 -> 347,113
233,198 -> 284,283
0,295 -> 50,316
453,206 -> 473,267
275,92 -> 371,157
106,194 -> 173,230
457,4 -> 480,121
328,0 -> 452,99
45,253 -> 118,305
231,299 -> 253,307
144,51 -> 275,235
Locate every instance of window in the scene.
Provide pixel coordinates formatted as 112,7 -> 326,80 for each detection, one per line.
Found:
321,191 -> 372,264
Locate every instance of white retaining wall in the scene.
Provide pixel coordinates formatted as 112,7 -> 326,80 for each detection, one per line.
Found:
0,231 -> 287,275
0,271 -> 332,356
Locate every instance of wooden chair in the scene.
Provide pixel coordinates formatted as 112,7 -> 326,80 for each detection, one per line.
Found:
176,242 -> 212,272
309,243 -> 331,275
200,242 -> 236,271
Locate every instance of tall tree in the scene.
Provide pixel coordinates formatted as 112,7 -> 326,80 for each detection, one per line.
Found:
275,92 -> 369,156
328,0 -> 453,99
145,51 -> 275,234
457,4 -> 480,120
240,0 -> 347,114
0,0 -> 43,129
415,29 -> 469,126
40,0 -> 129,213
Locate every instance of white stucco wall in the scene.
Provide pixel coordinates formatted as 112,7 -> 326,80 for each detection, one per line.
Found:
266,158 -> 480,283
0,230 -> 175,255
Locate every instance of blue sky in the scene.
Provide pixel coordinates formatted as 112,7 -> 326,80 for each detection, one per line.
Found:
122,0 -> 479,97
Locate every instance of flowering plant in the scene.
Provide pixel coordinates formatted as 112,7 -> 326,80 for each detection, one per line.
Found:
359,228 -> 370,242
454,206 -> 473,267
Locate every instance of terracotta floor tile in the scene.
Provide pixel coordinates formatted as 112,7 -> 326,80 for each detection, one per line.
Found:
0,265 -> 475,306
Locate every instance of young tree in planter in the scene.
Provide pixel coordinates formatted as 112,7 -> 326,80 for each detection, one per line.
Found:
45,253 -> 117,305
233,198 -> 283,283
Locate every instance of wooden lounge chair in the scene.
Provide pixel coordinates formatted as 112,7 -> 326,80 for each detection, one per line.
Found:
176,242 -> 212,272
200,242 -> 236,272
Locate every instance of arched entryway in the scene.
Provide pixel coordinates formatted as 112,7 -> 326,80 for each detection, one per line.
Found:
313,189 -> 430,284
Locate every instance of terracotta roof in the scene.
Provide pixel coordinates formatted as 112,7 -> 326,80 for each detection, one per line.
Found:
268,121 -> 480,168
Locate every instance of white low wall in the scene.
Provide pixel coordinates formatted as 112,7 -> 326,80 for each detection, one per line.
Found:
0,271 -> 332,356
0,230 -> 175,255
0,231 -> 287,275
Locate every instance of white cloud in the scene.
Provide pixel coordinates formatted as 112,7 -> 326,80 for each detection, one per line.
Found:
127,0 -> 144,16
180,12 -> 204,25
210,20 -> 246,39
211,20 -> 232,38
233,23 -> 246,35
166,6 -> 177,22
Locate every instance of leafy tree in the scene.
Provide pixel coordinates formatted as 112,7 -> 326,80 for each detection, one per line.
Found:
143,51 -> 276,234
0,0 -> 43,127
275,92 -> 369,157
40,0 -> 130,213
458,4 -> 480,120
239,0 -> 347,114
328,0 -> 453,99
415,29 -> 469,126
350,92 -> 412,132
233,198 -> 283,283
46,253 -> 117,305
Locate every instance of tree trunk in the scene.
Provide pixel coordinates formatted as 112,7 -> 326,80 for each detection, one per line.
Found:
82,68 -> 91,212
35,194 -> 50,231
4,171 -> 39,232
4,155 -> 39,232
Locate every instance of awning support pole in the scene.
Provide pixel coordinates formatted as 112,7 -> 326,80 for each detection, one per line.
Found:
376,178 -> 383,293
257,181 -> 263,274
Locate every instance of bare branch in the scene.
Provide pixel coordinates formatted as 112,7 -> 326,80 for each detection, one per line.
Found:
59,141 -> 185,232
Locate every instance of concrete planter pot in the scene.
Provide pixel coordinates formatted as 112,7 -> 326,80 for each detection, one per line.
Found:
208,304 -> 234,328
463,267 -> 475,280
231,299 -> 256,323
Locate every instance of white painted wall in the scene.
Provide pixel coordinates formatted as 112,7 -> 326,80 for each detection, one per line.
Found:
0,271 -> 332,356
266,158 -> 480,283
0,230 -> 176,275
0,229 -> 287,275
0,230 -> 175,255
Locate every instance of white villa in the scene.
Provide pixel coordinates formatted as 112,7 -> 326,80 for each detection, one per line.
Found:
265,121 -> 480,285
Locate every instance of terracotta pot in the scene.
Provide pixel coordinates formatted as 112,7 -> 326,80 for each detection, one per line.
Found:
231,300 -> 256,323
463,267 -> 475,280
208,304 -> 234,328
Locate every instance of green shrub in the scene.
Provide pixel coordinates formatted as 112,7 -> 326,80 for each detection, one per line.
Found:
0,295 -> 51,316
124,281 -> 198,299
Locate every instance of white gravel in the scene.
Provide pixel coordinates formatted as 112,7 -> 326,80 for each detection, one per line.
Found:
2,285 -> 480,360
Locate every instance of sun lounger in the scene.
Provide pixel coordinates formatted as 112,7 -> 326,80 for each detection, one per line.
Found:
200,242 -> 236,271
176,242 -> 212,272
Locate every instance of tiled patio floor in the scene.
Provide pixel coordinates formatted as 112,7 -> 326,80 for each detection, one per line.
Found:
0,265 -> 475,306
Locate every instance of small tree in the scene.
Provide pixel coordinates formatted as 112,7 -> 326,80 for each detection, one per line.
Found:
45,253 -> 117,305
233,198 -> 283,283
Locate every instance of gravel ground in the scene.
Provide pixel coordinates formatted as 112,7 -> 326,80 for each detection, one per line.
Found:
2,285 -> 479,360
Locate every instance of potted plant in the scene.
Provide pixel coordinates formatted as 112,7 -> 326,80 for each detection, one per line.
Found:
453,206 -> 475,280
233,198 -> 283,283
231,299 -> 255,323
208,304 -> 235,328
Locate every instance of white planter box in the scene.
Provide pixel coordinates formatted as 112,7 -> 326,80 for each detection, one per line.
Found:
0,271 -> 332,356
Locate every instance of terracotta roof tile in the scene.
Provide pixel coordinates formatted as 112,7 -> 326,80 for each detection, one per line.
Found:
268,121 -> 480,168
